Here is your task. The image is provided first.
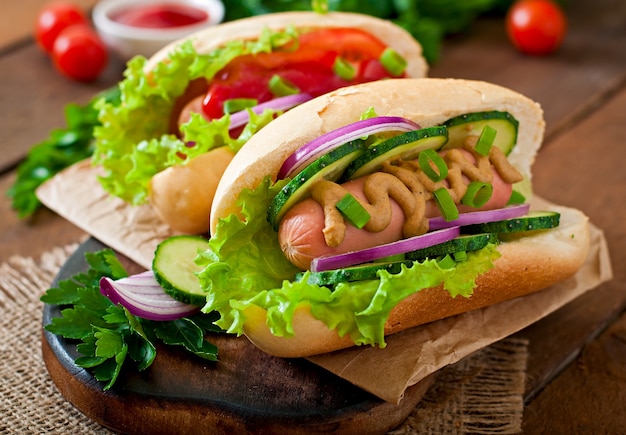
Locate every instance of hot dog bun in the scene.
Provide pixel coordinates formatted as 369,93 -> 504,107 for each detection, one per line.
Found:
143,12 -> 428,234
209,78 -> 591,357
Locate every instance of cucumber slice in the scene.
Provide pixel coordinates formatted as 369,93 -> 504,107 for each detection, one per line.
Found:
341,126 -> 448,180
296,260 -> 412,286
152,235 -> 211,306
298,233 -> 497,286
462,211 -> 560,234
268,139 -> 365,229
405,233 -> 498,261
443,111 -> 518,156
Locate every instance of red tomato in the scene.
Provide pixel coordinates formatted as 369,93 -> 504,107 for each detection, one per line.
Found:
52,24 -> 108,82
35,1 -> 88,53
506,0 -> 567,56
201,28 -> 392,119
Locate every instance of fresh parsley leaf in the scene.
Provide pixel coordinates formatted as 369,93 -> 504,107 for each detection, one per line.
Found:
7,86 -> 121,218
42,249 -> 221,390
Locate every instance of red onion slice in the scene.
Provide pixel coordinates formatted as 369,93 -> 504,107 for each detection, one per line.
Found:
100,271 -> 200,321
228,93 -> 313,130
310,226 -> 461,272
428,204 -> 530,231
277,116 -> 421,180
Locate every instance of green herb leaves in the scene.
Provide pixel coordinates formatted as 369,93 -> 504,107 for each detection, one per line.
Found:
42,249 -> 220,390
7,86 -> 121,218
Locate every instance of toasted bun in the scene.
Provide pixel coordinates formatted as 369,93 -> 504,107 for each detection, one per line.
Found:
209,77 -> 590,357
210,78 -> 546,231
145,12 -> 428,77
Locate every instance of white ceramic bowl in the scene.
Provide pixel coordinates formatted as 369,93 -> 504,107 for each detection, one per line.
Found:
93,0 -> 225,60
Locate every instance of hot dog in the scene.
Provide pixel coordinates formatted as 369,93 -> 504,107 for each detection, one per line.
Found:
191,78 -> 590,358
91,12 -> 427,234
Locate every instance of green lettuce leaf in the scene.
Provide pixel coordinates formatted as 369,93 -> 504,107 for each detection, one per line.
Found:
196,179 -> 501,348
92,27 -> 298,205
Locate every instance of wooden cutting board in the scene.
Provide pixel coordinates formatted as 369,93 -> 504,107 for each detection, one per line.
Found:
41,238 -> 433,434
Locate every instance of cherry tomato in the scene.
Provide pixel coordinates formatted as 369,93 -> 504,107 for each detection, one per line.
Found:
35,1 -> 88,53
52,24 -> 108,82
506,0 -> 567,56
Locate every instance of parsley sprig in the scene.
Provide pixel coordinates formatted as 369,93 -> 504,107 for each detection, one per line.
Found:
41,249 -> 221,390
7,86 -> 121,218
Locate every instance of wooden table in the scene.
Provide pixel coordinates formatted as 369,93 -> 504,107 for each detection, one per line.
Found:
1,1 -> 625,432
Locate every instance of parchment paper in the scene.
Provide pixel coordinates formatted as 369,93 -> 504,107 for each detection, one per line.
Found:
36,158 -> 613,403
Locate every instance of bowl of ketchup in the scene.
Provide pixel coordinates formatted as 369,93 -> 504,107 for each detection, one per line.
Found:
93,0 -> 224,60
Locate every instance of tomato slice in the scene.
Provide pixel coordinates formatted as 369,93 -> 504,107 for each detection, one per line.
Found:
201,28 -> 398,120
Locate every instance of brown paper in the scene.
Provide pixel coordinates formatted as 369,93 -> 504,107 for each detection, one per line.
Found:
37,159 -> 174,270
36,159 -> 613,404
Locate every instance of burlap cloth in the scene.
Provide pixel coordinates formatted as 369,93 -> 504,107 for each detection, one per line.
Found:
0,245 -> 528,434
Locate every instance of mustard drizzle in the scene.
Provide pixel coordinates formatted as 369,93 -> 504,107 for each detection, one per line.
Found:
308,136 -> 524,248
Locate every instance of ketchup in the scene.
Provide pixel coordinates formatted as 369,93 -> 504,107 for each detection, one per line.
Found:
111,3 -> 208,29
201,28 -> 400,120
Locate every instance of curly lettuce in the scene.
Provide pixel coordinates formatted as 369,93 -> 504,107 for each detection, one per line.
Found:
195,178 -> 501,348
92,27 -> 299,205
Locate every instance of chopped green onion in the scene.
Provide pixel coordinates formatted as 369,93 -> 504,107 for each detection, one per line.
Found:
269,75 -> 300,97
474,125 -> 497,156
312,0 -> 329,14
336,193 -> 371,229
223,98 -> 258,114
333,57 -> 356,81
380,48 -> 407,76
360,106 -> 378,120
433,188 -> 459,221
461,181 -> 493,208
452,250 -> 468,262
418,149 -> 448,182
507,190 -> 526,205
437,254 -> 456,269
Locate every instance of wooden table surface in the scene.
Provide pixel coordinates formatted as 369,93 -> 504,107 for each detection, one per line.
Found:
1,1 -> 625,433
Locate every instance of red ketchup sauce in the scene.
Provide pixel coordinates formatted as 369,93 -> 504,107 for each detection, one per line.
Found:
110,3 -> 209,29
201,28 -> 404,120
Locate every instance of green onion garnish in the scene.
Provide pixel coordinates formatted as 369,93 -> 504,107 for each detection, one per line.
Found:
360,106 -> 378,120
474,125 -> 497,156
438,254 -> 456,269
453,250 -> 468,262
269,75 -> 300,97
507,190 -> 526,205
418,149 -> 448,182
336,193 -> 371,229
223,98 -> 258,114
461,181 -> 493,208
380,48 -> 407,76
433,188 -> 459,221
312,0 -> 329,14
333,57 -> 356,81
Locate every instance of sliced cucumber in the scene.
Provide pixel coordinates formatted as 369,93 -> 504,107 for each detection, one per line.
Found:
297,260 -> 412,286
405,233 -> 498,261
152,235 -> 211,306
268,139 -> 365,229
462,211 -> 560,234
341,126 -> 448,180
443,111 -> 518,156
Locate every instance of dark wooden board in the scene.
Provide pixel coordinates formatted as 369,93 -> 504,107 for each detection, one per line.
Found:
41,238 -> 432,435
